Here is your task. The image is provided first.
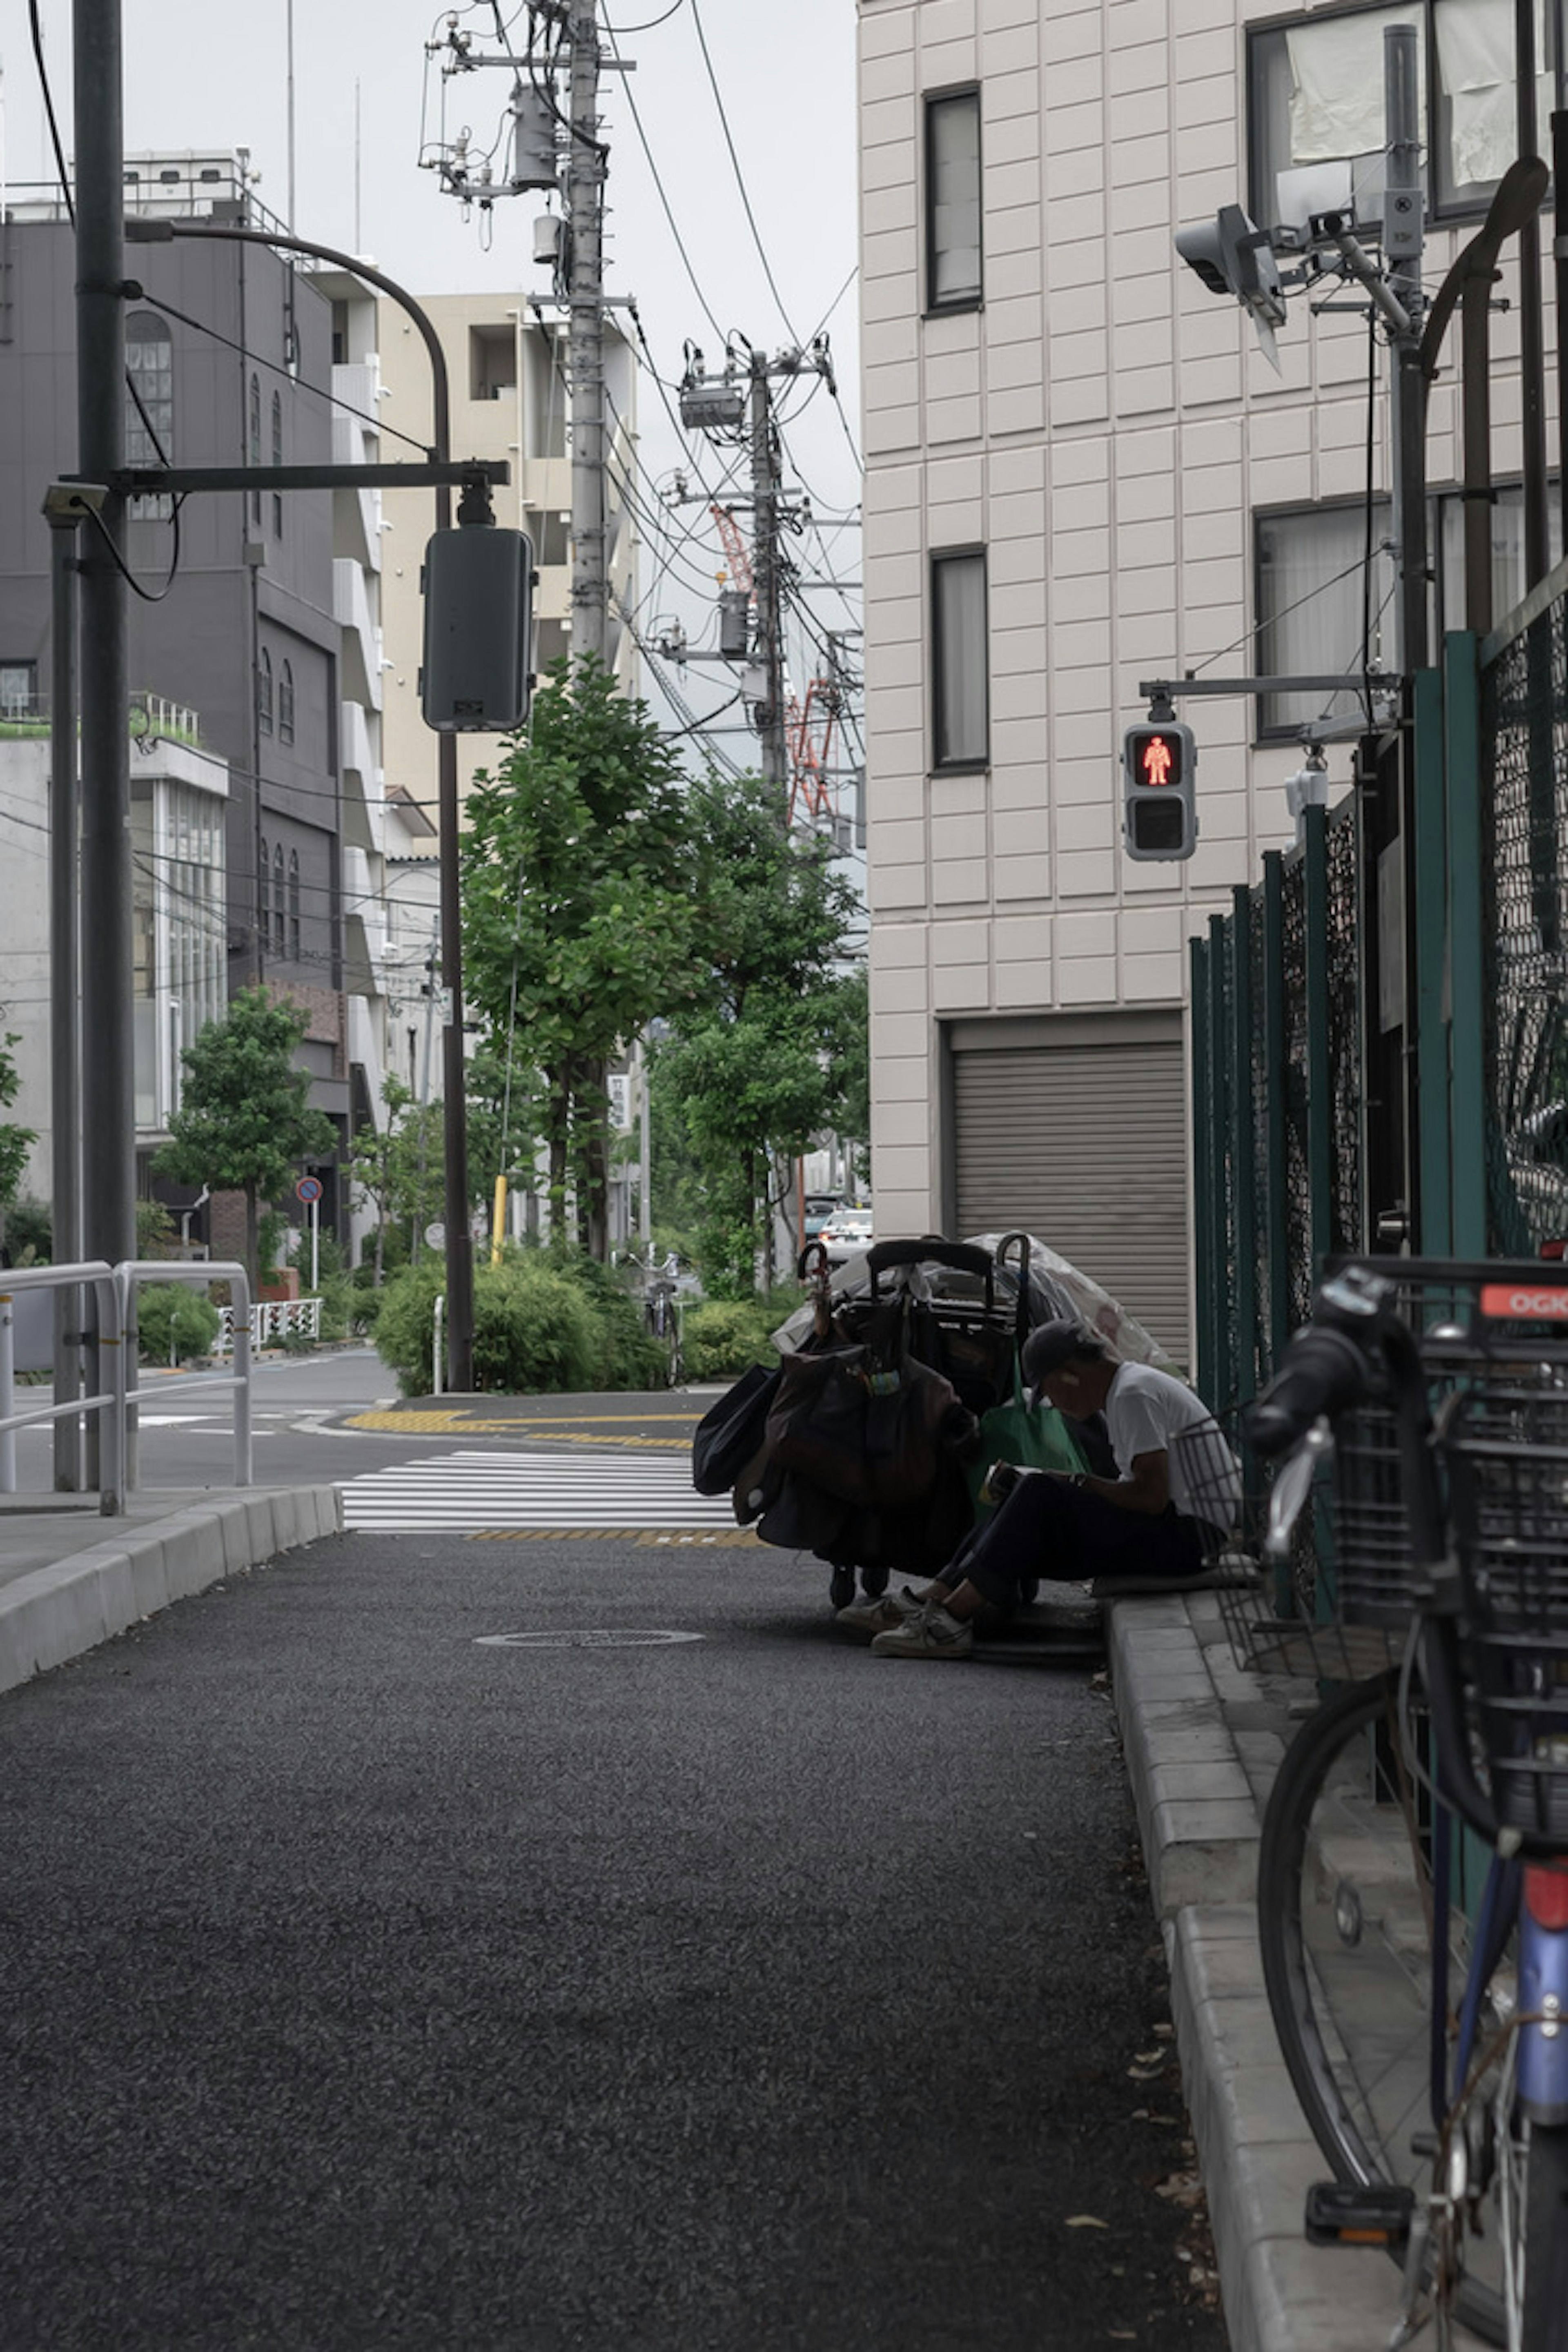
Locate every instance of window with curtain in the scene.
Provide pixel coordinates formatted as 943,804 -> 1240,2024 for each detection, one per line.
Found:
932,548 -> 989,768
1249,1 -> 1554,226
1254,500 -> 1396,737
271,388 -> 284,539
0,659 -> 37,718
288,851 -> 301,960
926,89 -> 982,311
125,310 -> 174,521
257,646 -> 274,736
279,659 -> 296,746
1437,479 -> 1564,634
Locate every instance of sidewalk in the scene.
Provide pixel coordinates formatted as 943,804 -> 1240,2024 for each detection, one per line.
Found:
1108,1587 -> 1487,2352
0,1470 -> 1466,2350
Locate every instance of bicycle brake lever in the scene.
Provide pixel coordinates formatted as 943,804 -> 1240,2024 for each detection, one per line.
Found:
1265,1417 -> 1334,1561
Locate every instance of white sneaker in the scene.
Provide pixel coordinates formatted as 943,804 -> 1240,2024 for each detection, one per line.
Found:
870,1601 -> 975,1660
834,1586 -> 926,1639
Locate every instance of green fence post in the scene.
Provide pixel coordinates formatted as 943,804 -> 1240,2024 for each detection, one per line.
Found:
1412,663 -> 1453,1256
1445,632 -> 1487,1254
1303,804 -> 1334,1283
1230,884 -> 1258,1402
1261,853 -> 1290,1367
1208,911 -> 1235,1410
1190,932 -> 1214,1403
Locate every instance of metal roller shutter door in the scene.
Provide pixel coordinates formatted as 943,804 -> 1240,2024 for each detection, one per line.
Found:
952,1039 -> 1189,1356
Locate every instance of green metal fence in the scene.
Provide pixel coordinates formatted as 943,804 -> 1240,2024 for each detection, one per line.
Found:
1192,558 -> 1568,1407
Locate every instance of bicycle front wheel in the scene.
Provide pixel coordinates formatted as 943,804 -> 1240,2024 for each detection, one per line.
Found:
1258,1670 -> 1508,2346
1523,2120 -> 1568,2352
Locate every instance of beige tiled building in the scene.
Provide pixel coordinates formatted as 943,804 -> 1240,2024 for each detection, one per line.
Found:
375,293 -> 640,842
855,0 -> 1544,1354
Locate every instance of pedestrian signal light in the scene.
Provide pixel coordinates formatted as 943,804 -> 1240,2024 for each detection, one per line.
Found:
1123,719 -> 1198,862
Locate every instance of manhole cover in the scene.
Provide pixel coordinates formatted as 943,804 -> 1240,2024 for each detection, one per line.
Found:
474,1629 -> 706,1649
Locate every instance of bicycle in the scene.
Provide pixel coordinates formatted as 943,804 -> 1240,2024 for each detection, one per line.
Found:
1236,1261 -> 1568,2351
617,1249 -> 686,1388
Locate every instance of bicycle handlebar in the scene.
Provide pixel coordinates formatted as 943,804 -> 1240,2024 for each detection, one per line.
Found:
1248,1325 -> 1373,1458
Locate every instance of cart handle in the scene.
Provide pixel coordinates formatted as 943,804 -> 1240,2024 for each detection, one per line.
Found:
866,1236 -> 996,1306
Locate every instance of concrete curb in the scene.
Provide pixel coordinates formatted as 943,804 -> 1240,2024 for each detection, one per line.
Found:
0,1487 -> 343,1696
1107,1592 -> 1472,2352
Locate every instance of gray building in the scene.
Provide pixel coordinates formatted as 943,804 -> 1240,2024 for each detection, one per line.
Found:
0,161 -> 355,1244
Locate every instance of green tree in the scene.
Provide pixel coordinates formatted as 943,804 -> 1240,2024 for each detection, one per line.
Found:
655,773 -> 868,1295
0,1020 -> 38,1241
153,986 -> 336,1293
462,654 -> 699,1258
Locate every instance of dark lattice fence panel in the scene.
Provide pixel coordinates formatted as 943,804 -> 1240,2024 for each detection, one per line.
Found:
1213,914 -> 1239,1395
1280,848 -> 1312,1331
1326,800 -> 1363,1258
1249,878 -> 1272,1387
1479,599 -> 1568,1252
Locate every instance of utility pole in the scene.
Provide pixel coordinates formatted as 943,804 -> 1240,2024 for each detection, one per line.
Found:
748,351 -> 786,790
74,0 -> 134,1498
566,0 -> 608,668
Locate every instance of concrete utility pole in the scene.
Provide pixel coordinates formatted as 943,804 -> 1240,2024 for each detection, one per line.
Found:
73,1 -> 136,1394
748,352 -> 787,789
566,0 -> 608,668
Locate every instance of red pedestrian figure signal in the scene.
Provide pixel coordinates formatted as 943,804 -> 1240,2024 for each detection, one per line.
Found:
1123,719 -> 1197,861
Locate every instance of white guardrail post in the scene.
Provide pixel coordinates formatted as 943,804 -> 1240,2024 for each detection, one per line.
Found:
0,1263 -> 120,1510
432,1294 -> 445,1397
112,1263 -> 254,1491
0,1286 -> 15,1493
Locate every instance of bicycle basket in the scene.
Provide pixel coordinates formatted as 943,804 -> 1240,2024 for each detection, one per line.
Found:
1195,1415 -> 1403,1682
1320,1259 -> 1568,1630
1443,1378 -> 1568,1847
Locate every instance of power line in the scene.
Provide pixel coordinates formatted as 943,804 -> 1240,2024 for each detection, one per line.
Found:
687,0 -> 802,345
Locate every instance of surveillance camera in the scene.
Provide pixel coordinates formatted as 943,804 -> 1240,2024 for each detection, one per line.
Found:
1309,210 -> 1348,240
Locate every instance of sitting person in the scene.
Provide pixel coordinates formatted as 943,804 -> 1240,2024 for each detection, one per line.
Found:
836,1318 -> 1239,1660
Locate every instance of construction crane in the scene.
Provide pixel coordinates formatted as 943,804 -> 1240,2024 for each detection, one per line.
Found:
711,505 -> 843,838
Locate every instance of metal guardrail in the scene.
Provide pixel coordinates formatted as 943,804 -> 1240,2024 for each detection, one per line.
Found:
0,1261 -> 125,1511
118,1261 -> 252,1491
213,1295 -> 321,1354
0,1259 -> 254,1511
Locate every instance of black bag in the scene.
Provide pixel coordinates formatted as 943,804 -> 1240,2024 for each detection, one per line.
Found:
691,1363 -> 782,1496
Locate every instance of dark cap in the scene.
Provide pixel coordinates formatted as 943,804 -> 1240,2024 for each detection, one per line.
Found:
1022,1317 -> 1107,1398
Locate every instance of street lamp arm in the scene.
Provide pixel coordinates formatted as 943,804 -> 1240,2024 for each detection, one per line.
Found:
126,217 -> 450,468
1418,155 -> 1549,391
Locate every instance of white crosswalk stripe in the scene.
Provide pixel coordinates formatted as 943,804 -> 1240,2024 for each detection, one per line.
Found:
341,1448 -> 735,1533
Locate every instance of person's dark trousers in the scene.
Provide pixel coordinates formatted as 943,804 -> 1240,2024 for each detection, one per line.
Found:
959,1474 -> 1205,1609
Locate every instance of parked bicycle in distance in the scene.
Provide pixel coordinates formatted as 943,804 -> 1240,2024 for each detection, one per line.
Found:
614,1247 -> 686,1389
1222,1260 -> 1568,2352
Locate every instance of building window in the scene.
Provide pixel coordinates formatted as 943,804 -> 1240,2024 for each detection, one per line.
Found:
926,89 -> 982,311
931,548 -> 989,768
288,850 -> 301,960
278,658 -> 296,747
273,843 -> 287,959
248,371 -> 262,525
1255,500 -> 1396,739
257,646 -> 274,736
258,833 -> 271,951
0,659 -> 37,720
125,310 -> 174,521
1249,2 -> 1555,230
271,388 -> 284,539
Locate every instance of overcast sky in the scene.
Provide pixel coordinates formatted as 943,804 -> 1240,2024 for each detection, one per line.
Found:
0,0 -> 864,789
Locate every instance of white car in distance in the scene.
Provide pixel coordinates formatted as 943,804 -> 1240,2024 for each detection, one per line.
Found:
817,1207 -> 874,1266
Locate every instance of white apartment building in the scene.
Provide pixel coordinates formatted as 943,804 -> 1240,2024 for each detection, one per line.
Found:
856,0 -> 1547,1355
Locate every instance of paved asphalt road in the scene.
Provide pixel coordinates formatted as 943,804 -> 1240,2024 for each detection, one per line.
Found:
0,1508 -> 1224,2350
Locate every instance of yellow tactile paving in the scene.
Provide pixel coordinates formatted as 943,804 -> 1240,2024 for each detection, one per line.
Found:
464,1526 -> 761,1546
345,1410 -> 698,1448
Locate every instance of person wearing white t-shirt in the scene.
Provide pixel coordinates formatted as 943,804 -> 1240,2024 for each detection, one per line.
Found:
864,1319 -> 1239,1660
